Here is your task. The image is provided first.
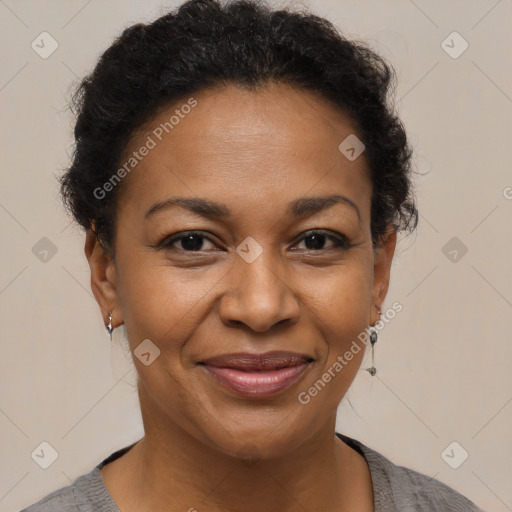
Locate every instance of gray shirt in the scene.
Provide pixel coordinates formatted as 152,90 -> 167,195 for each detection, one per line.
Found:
20,433 -> 484,512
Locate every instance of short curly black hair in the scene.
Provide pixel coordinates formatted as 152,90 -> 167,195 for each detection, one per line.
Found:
60,0 -> 418,256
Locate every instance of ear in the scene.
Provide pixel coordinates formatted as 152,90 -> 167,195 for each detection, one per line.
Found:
370,225 -> 397,326
84,228 -> 123,330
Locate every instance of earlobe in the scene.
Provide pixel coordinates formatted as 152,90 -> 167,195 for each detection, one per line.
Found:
371,226 -> 397,325
84,228 -> 122,329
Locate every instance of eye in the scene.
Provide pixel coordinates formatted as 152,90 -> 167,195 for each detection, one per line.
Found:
293,230 -> 351,251
160,231 -> 218,252
156,229 -> 351,253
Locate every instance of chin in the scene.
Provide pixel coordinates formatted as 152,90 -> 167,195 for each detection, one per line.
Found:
193,411 -> 320,462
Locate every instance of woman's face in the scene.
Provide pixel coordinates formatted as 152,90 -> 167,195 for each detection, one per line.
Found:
86,82 -> 396,459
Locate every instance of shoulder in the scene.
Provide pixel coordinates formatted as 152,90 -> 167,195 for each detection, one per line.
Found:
337,433 -> 485,512
19,441 -> 138,512
20,482 -> 76,512
19,467 -> 109,512
374,454 -> 484,511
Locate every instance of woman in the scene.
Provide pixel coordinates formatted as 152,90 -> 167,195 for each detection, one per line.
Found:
22,0 -> 484,510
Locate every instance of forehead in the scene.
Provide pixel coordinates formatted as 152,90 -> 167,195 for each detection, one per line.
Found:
116,82 -> 372,222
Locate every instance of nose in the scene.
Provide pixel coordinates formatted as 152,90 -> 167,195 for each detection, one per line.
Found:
219,251 -> 301,333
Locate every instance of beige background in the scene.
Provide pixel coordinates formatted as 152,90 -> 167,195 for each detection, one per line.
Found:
1,0 -> 511,511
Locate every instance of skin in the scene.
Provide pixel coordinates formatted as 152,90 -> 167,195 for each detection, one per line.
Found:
85,82 -> 396,512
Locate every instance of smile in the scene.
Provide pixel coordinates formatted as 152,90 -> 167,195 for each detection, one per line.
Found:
199,351 -> 314,399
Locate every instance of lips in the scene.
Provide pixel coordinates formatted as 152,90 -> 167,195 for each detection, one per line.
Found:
199,351 -> 313,398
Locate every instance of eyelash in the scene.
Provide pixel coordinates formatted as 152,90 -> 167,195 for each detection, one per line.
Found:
157,229 -> 352,253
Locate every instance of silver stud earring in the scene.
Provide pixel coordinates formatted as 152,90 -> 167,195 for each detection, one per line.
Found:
106,311 -> 113,342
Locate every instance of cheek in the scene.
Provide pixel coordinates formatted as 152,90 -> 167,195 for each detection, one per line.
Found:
291,262 -> 373,427
308,257 -> 373,332
117,246 -> 374,343
115,252 -> 224,354
312,260 -> 373,376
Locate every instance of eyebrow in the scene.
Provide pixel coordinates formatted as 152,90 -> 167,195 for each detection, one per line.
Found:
144,194 -> 361,222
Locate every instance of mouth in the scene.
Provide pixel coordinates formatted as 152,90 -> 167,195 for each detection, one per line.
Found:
198,351 -> 314,399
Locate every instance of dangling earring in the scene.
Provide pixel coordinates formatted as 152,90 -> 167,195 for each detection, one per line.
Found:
106,311 -> 114,342
365,330 -> 378,376
364,304 -> 381,376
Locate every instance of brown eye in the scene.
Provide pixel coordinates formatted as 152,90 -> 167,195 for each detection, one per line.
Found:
294,230 -> 351,251
161,231 -> 217,252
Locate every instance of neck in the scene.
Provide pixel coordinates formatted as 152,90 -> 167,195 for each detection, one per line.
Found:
101,392 -> 374,512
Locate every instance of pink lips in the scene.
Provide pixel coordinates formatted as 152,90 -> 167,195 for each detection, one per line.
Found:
199,351 -> 313,398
